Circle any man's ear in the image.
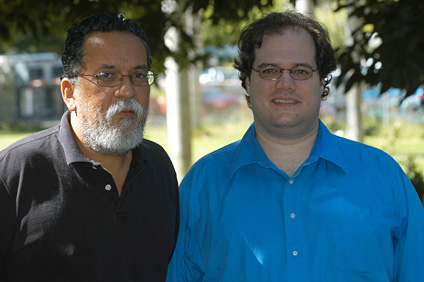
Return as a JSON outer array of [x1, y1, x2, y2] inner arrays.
[[321, 77, 326, 87], [245, 76, 251, 95], [245, 76, 251, 87], [320, 77, 326, 94], [61, 78, 77, 112]]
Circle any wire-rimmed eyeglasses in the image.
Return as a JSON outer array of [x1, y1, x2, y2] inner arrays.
[[252, 64, 318, 81], [70, 70, 156, 87]]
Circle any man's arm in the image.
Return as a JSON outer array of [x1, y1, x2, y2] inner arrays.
[[0, 178, 16, 272], [394, 171, 424, 281], [166, 171, 205, 282]]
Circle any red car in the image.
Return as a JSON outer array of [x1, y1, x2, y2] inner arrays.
[[201, 86, 243, 111]]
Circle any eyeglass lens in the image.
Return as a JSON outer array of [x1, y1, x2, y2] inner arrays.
[[258, 65, 314, 80], [97, 71, 154, 87]]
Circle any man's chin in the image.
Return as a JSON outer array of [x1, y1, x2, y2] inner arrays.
[[90, 138, 142, 156], [115, 116, 147, 131]]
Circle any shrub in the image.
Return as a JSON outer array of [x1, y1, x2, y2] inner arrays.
[[402, 155, 424, 200]]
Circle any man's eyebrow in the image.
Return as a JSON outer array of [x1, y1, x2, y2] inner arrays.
[[96, 64, 149, 71], [256, 62, 316, 69], [134, 65, 149, 70], [99, 64, 116, 70], [256, 63, 278, 69], [294, 62, 316, 68]]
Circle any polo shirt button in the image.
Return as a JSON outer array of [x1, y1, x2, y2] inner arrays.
[[292, 250, 298, 256], [289, 179, 294, 184], [105, 184, 112, 191], [290, 213, 296, 219]]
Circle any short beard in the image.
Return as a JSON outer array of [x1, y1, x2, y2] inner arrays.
[[79, 99, 148, 156]]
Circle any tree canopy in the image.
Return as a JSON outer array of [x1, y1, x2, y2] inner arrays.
[[0, 0, 273, 73], [1, 0, 422, 97], [0, 0, 170, 72], [336, 0, 424, 96]]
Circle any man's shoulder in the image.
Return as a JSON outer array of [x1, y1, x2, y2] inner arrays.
[[331, 133, 399, 169], [0, 126, 60, 161], [334, 134, 391, 155], [0, 126, 62, 188], [137, 139, 175, 167], [183, 140, 241, 181], [140, 138, 164, 150], [196, 140, 240, 165], [138, 139, 168, 157]]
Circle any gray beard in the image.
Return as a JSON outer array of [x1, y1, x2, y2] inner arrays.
[[79, 99, 148, 156]]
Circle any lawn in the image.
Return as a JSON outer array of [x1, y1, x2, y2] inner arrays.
[[0, 132, 34, 151], [1, 113, 423, 183], [144, 112, 254, 164]]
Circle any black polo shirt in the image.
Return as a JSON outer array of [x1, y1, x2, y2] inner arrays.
[[0, 111, 179, 282]]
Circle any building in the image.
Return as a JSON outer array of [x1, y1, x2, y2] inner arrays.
[[0, 52, 65, 124]]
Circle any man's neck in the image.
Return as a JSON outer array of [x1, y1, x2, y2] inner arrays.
[[255, 122, 319, 177], [75, 134, 133, 196], [70, 112, 132, 196]]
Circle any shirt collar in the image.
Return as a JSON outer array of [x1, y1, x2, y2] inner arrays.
[[58, 111, 93, 165], [231, 120, 347, 177], [231, 123, 276, 178], [310, 120, 347, 174]]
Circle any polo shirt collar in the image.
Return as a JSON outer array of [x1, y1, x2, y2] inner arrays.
[[231, 120, 347, 177], [58, 111, 93, 165]]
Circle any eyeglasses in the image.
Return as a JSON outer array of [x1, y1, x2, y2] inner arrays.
[[73, 70, 156, 87], [252, 64, 318, 81]]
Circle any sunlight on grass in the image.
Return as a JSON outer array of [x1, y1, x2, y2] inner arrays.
[[1, 114, 423, 179], [0, 133, 32, 150], [144, 110, 254, 164], [363, 121, 424, 175]]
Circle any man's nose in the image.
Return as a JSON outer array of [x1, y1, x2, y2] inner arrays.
[[275, 70, 296, 89], [115, 75, 136, 99]]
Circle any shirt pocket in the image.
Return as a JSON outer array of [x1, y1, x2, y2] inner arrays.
[[330, 205, 377, 273]]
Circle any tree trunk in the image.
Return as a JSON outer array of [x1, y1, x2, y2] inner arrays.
[[346, 83, 364, 142], [164, 24, 192, 180], [186, 10, 203, 130], [165, 56, 192, 181], [295, 0, 315, 16], [344, 0, 364, 142]]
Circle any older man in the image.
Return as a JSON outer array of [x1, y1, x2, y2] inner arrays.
[[0, 13, 178, 281]]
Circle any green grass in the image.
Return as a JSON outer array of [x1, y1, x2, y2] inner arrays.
[[144, 111, 254, 164], [1, 114, 423, 179], [2, 114, 422, 200], [0, 133, 32, 150]]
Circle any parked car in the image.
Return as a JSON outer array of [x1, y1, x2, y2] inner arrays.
[[199, 66, 239, 86], [201, 86, 243, 112], [400, 87, 424, 112]]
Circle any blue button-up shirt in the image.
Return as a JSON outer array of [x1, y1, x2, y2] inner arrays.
[[167, 121, 424, 282]]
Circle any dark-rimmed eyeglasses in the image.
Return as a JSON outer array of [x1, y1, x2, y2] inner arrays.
[[252, 64, 318, 81], [70, 70, 156, 87]]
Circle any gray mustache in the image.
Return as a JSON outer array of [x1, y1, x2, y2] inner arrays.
[[105, 99, 144, 121]]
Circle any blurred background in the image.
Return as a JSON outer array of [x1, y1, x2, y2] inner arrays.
[[0, 0, 423, 200]]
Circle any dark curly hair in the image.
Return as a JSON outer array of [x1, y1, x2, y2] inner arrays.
[[61, 13, 152, 79], [234, 11, 337, 107]]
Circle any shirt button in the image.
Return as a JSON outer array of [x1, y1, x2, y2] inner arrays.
[[92, 166, 97, 170], [289, 179, 294, 184], [105, 184, 112, 191], [290, 213, 296, 219], [292, 250, 298, 256]]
